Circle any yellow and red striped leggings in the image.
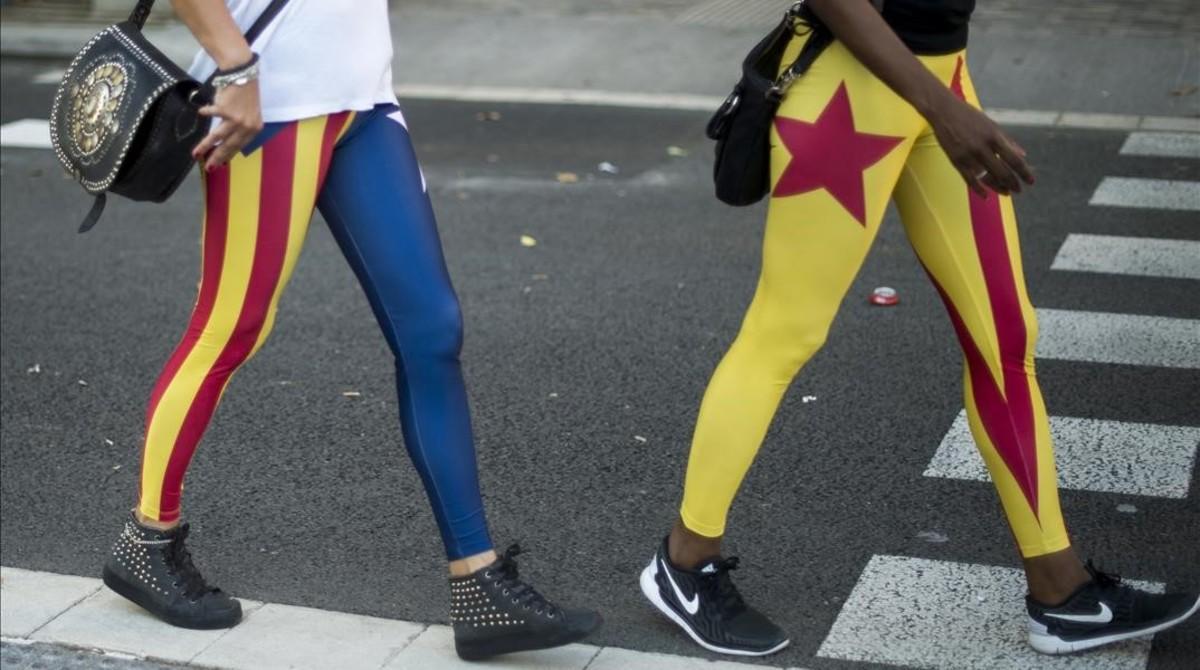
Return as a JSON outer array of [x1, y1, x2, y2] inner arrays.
[[137, 106, 494, 560], [137, 112, 357, 522], [679, 41, 1071, 558]]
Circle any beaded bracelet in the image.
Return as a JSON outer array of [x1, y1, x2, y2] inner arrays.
[[212, 53, 260, 89]]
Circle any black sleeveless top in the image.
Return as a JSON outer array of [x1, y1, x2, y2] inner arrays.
[[882, 0, 976, 54]]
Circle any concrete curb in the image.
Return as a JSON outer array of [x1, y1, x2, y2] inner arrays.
[[1, 566, 803, 670]]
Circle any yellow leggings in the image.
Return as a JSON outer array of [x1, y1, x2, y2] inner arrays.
[[680, 40, 1070, 558]]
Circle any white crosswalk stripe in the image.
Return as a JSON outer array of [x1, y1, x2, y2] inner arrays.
[[1051, 234, 1200, 280], [1119, 132, 1200, 159], [849, 132, 1200, 670], [0, 119, 51, 149], [818, 555, 1161, 670], [1035, 308, 1200, 369], [1089, 177, 1200, 211], [925, 411, 1199, 497]]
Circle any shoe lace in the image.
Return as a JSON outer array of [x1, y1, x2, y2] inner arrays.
[[699, 557, 747, 613], [1085, 560, 1122, 589], [487, 544, 558, 617], [163, 524, 216, 601]]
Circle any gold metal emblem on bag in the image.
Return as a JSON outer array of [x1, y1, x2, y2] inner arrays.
[[68, 61, 129, 157]]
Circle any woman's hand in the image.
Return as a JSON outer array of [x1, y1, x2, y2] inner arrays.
[[193, 81, 263, 171], [806, 0, 1035, 197], [926, 92, 1035, 197], [170, 0, 261, 170]]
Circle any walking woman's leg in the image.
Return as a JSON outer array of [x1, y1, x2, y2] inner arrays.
[[138, 116, 348, 524], [646, 39, 920, 656], [676, 40, 919, 557], [897, 54, 1200, 654], [105, 114, 354, 630], [316, 106, 600, 660], [893, 55, 1086, 602], [317, 108, 491, 566]]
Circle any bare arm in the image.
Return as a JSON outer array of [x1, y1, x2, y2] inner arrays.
[[171, 0, 263, 169], [807, 0, 1033, 195]]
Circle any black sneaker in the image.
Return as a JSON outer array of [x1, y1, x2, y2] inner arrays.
[[639, 536, 789, 656], [450, 544, 602, 660], [101, 513, 241, 629], [1027, 561, 1199, 654]]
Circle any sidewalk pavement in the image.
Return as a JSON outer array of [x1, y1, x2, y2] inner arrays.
[[1, 566, 801, 670], [0, 1, 1197, 118]]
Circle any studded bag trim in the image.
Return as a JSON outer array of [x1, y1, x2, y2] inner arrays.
[[50, 21, 192, 195], [48, 0, 290, 232]]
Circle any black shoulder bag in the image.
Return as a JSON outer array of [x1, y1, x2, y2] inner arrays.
[[50, 0, 289, 233], [705, 0, 833, 207]]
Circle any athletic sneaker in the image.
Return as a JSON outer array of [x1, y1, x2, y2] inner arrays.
[[1027, 560, 1200, 654], [450, 544, 602, 660], [639, 536, 789, 656], [101, 513, 241, 629]]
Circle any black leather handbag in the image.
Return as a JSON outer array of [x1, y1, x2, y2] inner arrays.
[[50, 0, 288, 232], [705, 1, 833, 207]]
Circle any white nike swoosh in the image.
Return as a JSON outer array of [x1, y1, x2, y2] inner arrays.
[[1045, 602, 1114, 624], [660, 554, 700, 615]]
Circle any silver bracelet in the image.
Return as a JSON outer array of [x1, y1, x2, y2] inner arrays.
[[212, 53, 260, 90]]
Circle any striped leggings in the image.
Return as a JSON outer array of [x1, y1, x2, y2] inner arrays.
[[136, 104, 493, 559]]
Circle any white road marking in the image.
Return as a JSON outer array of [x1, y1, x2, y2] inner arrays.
[[1051, 234, 1200, 280], [0, 119, 51, 149], [925, 411, 1199, 498], [1089, 177, 1200, 211], [1059, 112, 1142, 130], [395, 84, 723, 111], [32, 68, 65, 85], [1140, 116, 1200, 133], [1036, 309, 1200, 369], [818, 555, 1162, 670], [388, 85, 1200, 130], [1120, 132, 1200, 159], [987, 108, 1061, 127]]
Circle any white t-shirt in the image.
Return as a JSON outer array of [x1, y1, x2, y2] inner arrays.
[[188, 0, 399, 123]]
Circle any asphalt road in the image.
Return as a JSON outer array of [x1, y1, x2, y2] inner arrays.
[[2, 57, 1198, 669]]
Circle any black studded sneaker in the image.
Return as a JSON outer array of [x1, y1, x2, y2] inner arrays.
[[101, 513, 242, 629], [1027, 560, 1200, 654], [450, 544, 602, 660], [639, 536, 789, 656]]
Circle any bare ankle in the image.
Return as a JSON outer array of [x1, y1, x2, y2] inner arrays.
[[1024, 546, 1090, 605], [449, 549, 498, 578], [134, 509, 180, 532], [668, 518, 722, 570]]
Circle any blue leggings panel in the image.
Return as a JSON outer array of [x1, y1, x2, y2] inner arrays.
[[317, 105, 492, 559]]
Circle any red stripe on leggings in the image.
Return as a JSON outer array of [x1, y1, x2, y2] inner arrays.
[[921, 189, 1039, 516], [950, 56, 966, 100], [925, 271, 1039, 515], [966, 189, 1039, 516], [155, 124, 299, 520], [316, 111, 352, 191], [138, 169, 231, 504], [145, 170, 231, 424], [947, 56, 1038, 514]]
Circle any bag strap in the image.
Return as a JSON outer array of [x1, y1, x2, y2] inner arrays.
[[127, 0, 290, 43], [243, 0, 291, 45], [768, 2, 831, 99], [770, 0, 885, 99], [80, 0, 291, 233]]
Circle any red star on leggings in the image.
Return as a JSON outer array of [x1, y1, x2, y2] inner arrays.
[[772, 83, 904, 225]]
